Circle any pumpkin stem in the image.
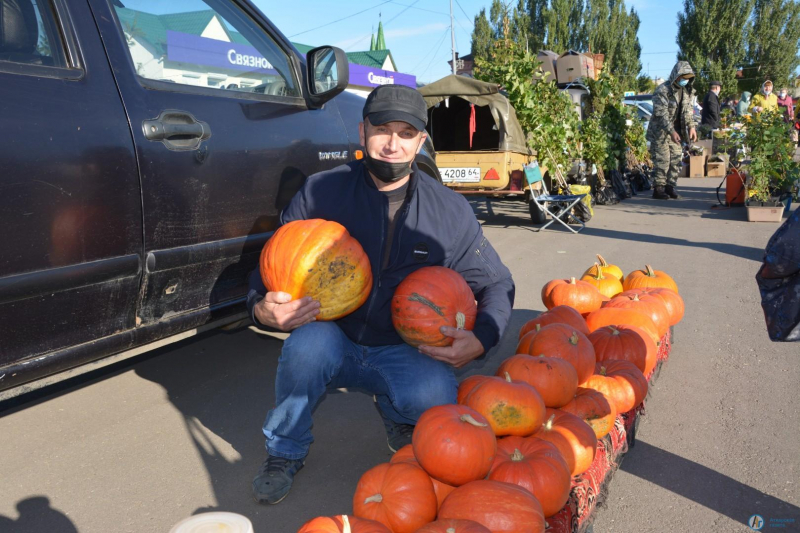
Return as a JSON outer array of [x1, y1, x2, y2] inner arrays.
[[363, 494, 383, 504], [511, 448, 525, 461], [460, 413, 489, 427], [632, 294, 640, 301], [645, 264, 656, 277], [569, 276, 577, 284], [504, 372, 513, 383], [456, 312, 465, 330], [544, 414, 556, 430], [597, 254, 609, 267], [446, 529, 456, 533], [535, 323, 541, 332], [342, 515, 351, 533], [591, 262, 604, 281], [569, 332, 579, 345], [407, 292, 444, 317], [599, 366, 608, 376]]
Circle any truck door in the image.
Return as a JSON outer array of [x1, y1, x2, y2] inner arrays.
[[0, 0, 142, 387], [89, 0, 351, 325]]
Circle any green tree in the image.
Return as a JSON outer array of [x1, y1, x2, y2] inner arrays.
[[527, 0, 548, 53], [677, 0, 754, 97], [637, 74, 656, 93], [544, 0, 578, 53], [471, 8, 495, 64], [611, 8, 643, 89], [743, 0, 800, 94], [510, 0, 531, 49]]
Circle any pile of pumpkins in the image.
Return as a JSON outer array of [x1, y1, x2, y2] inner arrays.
[[298, 254, 684, 533]]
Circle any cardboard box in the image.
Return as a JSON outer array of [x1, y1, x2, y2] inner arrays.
[[706, 161, 726, 177], [536, 50, 559, 83], [689, 155, 707, 177], [556, 50, 595, 83], [679, 162, 689, 177], [695, 139, 714, 155]]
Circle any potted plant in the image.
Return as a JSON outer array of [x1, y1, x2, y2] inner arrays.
[[744, 110, 799, 222]]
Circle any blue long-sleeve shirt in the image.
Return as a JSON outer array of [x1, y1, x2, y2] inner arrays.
[[247, 160, 515, 354]]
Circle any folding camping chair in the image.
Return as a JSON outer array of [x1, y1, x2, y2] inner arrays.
[[524, 162, 588, 233]]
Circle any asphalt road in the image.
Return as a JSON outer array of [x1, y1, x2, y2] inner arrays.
[[1, 179, 798, 533]]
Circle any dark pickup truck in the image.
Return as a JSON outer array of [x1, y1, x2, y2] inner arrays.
[[0, 0, 439, 399]]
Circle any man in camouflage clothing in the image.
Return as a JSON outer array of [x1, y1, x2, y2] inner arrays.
[[646, 61, 698, 199]]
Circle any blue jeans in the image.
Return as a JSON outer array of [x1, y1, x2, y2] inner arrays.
[[262, 321, 458, 459]]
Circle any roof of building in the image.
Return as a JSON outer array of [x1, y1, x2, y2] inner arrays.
[[292, 42, 397, 71]]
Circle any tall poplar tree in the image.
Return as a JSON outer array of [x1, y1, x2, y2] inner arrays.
[[471, 8, 495, 64], [677, 0, 754, 97], [744, 0, 800, 94]]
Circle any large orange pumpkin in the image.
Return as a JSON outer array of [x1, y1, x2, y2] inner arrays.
[[438, 480, 546, 533], [413, 519, 491, 533], [392, 267, 477, 347], [580, 263, 624, 298], [260, 219, 372, 320], [560, 387, 617, 439], [534, 409, 597, 477], [496, 354, 578, 408], [541, 277, 606, 315], [517, 306, 590, 339], [390, 445, 456, 509], [604, 293, 670, 339], [516, 324, 596, 385], [298, 515, 391, 533], [583, 254, 624, 281], [622, 288, 684, 326], [487, 436, 571, 517], [353, 462, 437, 533], [588, 325, 649, 374], [583, 361, 648, 414], [623, 265, 679, 293], [460, 373, 546, 437], [585, 307, 661, 344], [456, 375, 492, 405], [412, 405, 497, 487]]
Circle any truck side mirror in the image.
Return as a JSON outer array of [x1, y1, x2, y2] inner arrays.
[[306, 46, 349, 108]]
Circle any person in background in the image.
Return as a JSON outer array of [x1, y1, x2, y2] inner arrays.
[[700, 81, 722, 137], [646, 61, 697, 200], [750, 80, 778, 113], [737, 91, 752, 117], [777, 87, 794, 121]]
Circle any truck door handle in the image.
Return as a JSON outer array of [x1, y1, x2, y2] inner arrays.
[[142, 110, 211, 151]]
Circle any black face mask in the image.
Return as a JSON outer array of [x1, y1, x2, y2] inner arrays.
[[362, 133, 423, 183], [363, 153, 413, 183]]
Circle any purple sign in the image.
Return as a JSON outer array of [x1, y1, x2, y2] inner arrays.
[[166, 31, 278, 75], [348, 63, 416, 88]]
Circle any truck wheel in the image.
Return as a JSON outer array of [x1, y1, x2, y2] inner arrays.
[[528, 191, 547, 224], [415, 154, 443, 184]]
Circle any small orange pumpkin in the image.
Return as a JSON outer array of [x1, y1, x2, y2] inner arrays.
[[392, 266, 477, 347], [560, 387, 617, 439], [604, 293, 670, 339], [583, 254, 624, 281], [622, 287, 684, 326], [583, 360, 648, 414], [437, 480, 546, 533], [353, 462, 437, 533], [297, 515, 391, 533], [518, 305, 590, 339], [534, 409, 597, 477], [461, 373, 546, 437], [588, 325, 649, 374], [487, 436, 571, 517], [585, 307, 661, 344], [497, 353, 578, 408], [623, 265, 679, 293], [581, 262, 624, 298], [516, 324, 596, 385], [390, 445, 456, 509], [414, 519, 491, 533], [541, 277, 606, 315]]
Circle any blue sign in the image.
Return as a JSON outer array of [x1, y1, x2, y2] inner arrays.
[[166, 31, 278, 75]]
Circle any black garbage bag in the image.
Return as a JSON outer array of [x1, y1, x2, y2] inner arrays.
[[629, 168, 653, 192], [594, 186, 620, 205], [756, 209, 800, 341], [610, 169, 632, 199]]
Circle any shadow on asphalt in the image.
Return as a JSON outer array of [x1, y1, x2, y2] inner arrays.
[[0, 496, 77, 533], [125, 308, 541, 531], [621, 440, 800, 524]]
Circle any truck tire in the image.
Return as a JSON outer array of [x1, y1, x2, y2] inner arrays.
[[528, 190, 547, 224], [415, 154, 443, 184]]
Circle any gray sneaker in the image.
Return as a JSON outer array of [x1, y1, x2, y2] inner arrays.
[[376, 404, 415, 453], [252, 454, 305, 504]]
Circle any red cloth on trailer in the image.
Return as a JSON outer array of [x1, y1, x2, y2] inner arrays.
[[469, 103, 476, 148]]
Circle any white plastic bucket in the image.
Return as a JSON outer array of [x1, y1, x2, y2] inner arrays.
[[169, 512, 254, 533]]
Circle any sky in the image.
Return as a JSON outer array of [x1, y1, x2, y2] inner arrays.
[[254, 0, 687, 84]]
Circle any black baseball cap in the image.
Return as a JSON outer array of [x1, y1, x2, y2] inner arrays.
[[363, 85, 428, 131]]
